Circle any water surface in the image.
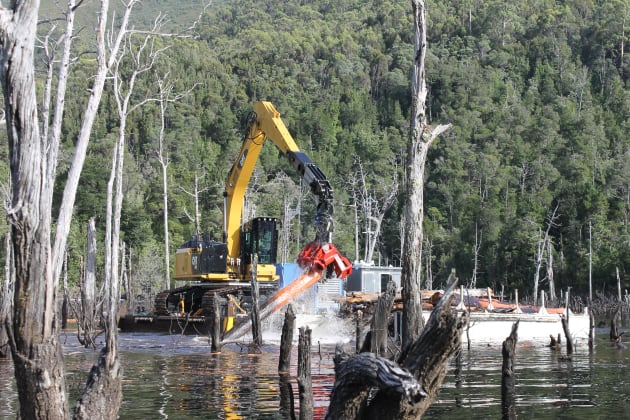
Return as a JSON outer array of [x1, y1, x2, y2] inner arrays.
[[1, 322, 628, 419]]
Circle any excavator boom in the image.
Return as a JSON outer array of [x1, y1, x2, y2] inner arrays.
[[224, 101, 350, 279]]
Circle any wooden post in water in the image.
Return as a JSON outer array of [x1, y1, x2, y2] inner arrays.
[[250, 255, 262, 349], [501, 321, 519, 420], [297, 326, 313, 420], [210, 295, 221, 353], [278, 304, 296, 374]]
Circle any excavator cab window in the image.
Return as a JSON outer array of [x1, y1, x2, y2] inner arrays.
[[241, 217, 278, 265]]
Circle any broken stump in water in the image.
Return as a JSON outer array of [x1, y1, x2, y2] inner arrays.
[[325, 277, 467, 419], [561, 315, 573, 356], [297, 326, 312, 420], [278, 304, 296, 374], [210, 296, 221, 353], [361, 279, 396, 356], [501, 321, 518, 420]]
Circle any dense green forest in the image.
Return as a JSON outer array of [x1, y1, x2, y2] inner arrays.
[[6, 0, 628, 303]]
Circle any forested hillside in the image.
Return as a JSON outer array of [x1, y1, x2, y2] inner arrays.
[[6, 0, 628, 302]]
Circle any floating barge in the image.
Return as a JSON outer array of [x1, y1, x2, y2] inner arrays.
[[340, 285, 590, 345]]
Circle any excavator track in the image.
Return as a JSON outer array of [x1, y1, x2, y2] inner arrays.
[[153, 284, 266, 317]]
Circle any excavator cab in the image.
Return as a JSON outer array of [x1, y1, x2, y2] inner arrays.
[[240, 216, 279, 267]]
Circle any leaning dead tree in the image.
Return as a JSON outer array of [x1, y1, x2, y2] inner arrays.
[[326, 278, 466, 419], [401, 0, 452, 349]]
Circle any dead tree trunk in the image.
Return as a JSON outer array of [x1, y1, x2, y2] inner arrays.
[[0, 233, 13, 359], [401, 0, 452, 349], [501, 321, 519, 420], [362, 280, 396, 356], [610, 307, 622, 341], [75, 217, 99, 348], [561, 315, 573, 356], [297, 326, 313, 420], [0, 1, 70, 416], [210, 295, 222, 353], [250, 255, 262, 349], [326, 278, 466, 419], [355, 311, 363, 354], [278, 304, 296, 374]]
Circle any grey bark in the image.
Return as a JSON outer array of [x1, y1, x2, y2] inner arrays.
[[0, 0, 71, 417], [75, 217, 98, 348], [401, 0, 451, 349], [1, 233, 13, 359]]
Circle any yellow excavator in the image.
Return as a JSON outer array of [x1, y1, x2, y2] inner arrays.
[[153, 102, 351, 328]]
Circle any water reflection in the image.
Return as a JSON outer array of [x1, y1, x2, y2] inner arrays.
[[1, 327, 629, 419]]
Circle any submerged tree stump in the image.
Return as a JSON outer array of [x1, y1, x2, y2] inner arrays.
[[610, 307, 622, 342], [297, 326, 312, 420], [326, 278, 466, 419], [250, 255, 262, 349], [278, 304, 296, 374], [362, 280, 396, 356], [210, 295, 221, 353], [501, 321, 519, 420], [561, 315, 573, 355]]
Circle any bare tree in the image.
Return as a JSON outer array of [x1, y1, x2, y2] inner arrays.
[[0, 0, 173, 416], [1, 0, 71, 415], [532, 204, 559, 305], [72, 217, 101, 349], [154, 73, 194, 290], [401, 0, 452, 349], [470, 222, 482, 289], [180, 168, 209, 236], [351, 156, 399, 264]]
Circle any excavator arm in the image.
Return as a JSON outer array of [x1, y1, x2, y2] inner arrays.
[[224, 101, 351, 279]]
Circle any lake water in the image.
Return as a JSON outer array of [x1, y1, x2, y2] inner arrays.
[[1, 317, 628, 419]]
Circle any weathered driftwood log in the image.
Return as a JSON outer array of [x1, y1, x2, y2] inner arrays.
[[361, 280, 397, 356], [561, 315, 573, 355], [297, 326, 312, 420], [278, 304, 296, 374], [326, 278, 467, 419], [501, 321, 519, 420], [210, 295, 221, 353]]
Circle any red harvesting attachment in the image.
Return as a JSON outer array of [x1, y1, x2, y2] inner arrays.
[[297, 241, 353, 279]]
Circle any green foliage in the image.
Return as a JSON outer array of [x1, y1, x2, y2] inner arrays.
[[17, 0, 628, 300]]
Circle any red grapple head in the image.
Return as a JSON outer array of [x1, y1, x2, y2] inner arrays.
[[297, 241, 352, 279]]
